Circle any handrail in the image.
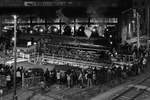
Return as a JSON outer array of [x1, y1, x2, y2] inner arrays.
[[22, 76, 42, 88]]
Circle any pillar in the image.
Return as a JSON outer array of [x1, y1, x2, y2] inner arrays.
[[0, 16, 2, 37], [147, 7, 149, 48], [137, 12, 140, 49]]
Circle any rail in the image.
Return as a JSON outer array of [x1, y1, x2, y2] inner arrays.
[[111, 57, 150, 100], [111, 74, 150, 100]]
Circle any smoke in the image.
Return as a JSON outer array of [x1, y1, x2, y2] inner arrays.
[[86, 6, 99, 20], [56, 8, 70, 25], [86, 5, 106, 37]]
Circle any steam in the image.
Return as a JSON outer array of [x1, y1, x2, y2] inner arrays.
[[56, 8, 70, 25], [86, 5, 106, 37], [86, 6, 99, 22]]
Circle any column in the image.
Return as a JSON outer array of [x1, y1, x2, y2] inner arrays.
[[137, 12, 140, 49], [0, 16, 2, 37], [128, 22, 132, 39], [147, 7, 149, 48], [59, 19, 62, 35]]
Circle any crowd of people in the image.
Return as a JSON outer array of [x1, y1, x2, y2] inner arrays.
[[40, 42, 149, 88], [0, 64, 23, 89], [0, 51, 148, 90], [42, 54, 147, 89]]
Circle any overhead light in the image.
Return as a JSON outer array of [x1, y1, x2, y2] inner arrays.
[[29, 30, 33, 34], [92, 28, 96, 32], [110, 41, 113, 44], [50, 26, 59, 34], [4, 26, 7, 30], [132, 20, 135, 24], [71, 27, 74, 32], [78, 26, 85, 32], [115, 52, 118, 55], [12, 37, 15, 41], [27, 41, 32, 46], [76, 25, 79, 30], [12, 15, 17, 20], [79, 28, 82, 32], [53, 27, 58, 33], [34, 42, 37, 45], [110, 35, 112, 38], [39, 27, 44, 33]]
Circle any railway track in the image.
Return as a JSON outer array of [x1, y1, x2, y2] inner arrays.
[[110, 72, 150, 100]]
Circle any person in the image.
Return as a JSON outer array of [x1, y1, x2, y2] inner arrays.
[[72, 70, 78, 86], [107, 68, 112, 82], [56, 71, 61, 84], [87, 70, 92, 87], [40, 80, 46, 91], [84, 71, 88, 85], [6, 74, 11, 89], [44, 68, 50, 86], [92, 71, 96, 85], [122, 65, 127, 79], [0, 67, 4, 75], [60, 71, 66, 85], [44, 69, 49, 79], [70, 70, 74, 87], [16, 68, 21, 84], [67, 73, 71, 88], [78, 71, 84, 88], [142, 57, 147, 68]]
